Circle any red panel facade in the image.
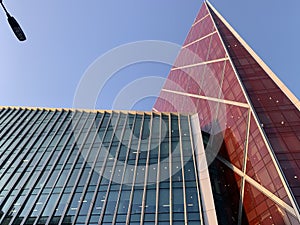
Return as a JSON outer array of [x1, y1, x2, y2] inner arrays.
[[246, 115, 292, 205], [154, 1, 300, 224], [208, 4, 300, 207], [243, 182, 298, 224]]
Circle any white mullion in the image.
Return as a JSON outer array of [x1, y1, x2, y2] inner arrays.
[[183, 31, 217, 49], [140, 113, 153, 225], [192, 14, 210, 27], [161, 89, 249, 109], [171, 57, 228, 71], [237, 109, 252, 225]]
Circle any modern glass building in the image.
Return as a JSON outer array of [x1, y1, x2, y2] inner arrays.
[[154, 1, 300, 224], [0, 108, 217, 225], [0, 1, 300, 225]]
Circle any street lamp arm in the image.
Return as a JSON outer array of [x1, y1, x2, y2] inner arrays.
[[0, 1, 26, 41], [0, 2, 10, 17]]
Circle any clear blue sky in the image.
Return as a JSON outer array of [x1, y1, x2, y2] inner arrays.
[[0, 1, 299, 110]]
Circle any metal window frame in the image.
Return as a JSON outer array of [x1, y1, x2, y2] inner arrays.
[[0, 110, 47, 207], [125, 113, 145, 224], [0, 109, 60, 224], [0, 108, 26, 143], [0, 109, 33, 164], [190, 113, 218, 225], [0, 110, 49, 223], [82, 112, 118, 224], [33, 111, 95, 224], [71, 112, 111, 224], [15, 110, 70, 225], [139, 112, 154, 225], [110, 113, 138, 225], [0, 109, 41, 190]]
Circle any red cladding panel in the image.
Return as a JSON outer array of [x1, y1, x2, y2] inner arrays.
[[207, 33, 227, 60], [172, 48, 190, 69], [243, 182, 298, 224], [154, 91, 176, 112], [209, 5, 300, 206], [195, 98, 217, 133], [217, 105, 249, 170], [186, 66, 204, 95], [185, 36, 211, 65], [194, 3, 209, 23], [184, 16, 215, 47], [202, 61, 225, 97], [221, 61, 247, 103], [246, 115, 292, 205]]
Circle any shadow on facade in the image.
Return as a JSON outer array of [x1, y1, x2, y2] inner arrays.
[[202, 131, 249, 225]]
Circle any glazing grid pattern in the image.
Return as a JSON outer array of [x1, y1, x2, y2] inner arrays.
[[208, 3, 300, 206], [0, 107, 203, 225], [154, 2, 300, 224]]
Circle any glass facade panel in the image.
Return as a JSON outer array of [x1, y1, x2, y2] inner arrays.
[[207, 150, 242, 225], [246, 115, 292, 205], [154, 1, 300, 224], [184, 14, 215, 47], [207, 32, 226, 61], [185, 37, 211, 65], [217, 104, 249, 170], [194, 2, 209, 24], [0, 108, 204, 224], [221, 60, 247, 103], [243, 181, 298, 224], [209, 4, 300, 208], [2, 1, 300, 224]]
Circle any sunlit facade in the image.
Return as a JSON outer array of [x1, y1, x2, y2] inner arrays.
[[0, 1, 299, 225], [154, 1, 300, 224], [0, 108, 217, 225]]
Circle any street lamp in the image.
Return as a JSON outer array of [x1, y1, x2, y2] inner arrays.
[[0, 0, 26, 41]]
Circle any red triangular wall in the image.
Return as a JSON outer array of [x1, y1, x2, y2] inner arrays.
[[153, 1, 299, 223]]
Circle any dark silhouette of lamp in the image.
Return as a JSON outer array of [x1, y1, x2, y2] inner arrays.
[[0, 1, 26, 41]]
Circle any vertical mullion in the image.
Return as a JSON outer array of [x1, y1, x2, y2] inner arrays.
[[43, 111, 90, 225], [0, 108, 16, 135], [155, 113, 162, 225], [33, 110, 84, 224], [237, 109, 251, 225], [0, 107, 7, 121], [110, 113, 137, 225], [0, 110, 50, 223], [71, 112, 107, 224], [15, 110, 75, 225], [83, 112, 116, 224], [125, 113, 145, 224], [187, 115, 204, 224], [0, 108, 30, 149], [100, 113, 127, 225], [0, 108, 17, 156], [0, 110, 32, 169], [178, 114, 188, 224], [16, 110, 67, 225], [140, 113, 154, 225], [0, 109, 59, 225], [0, 108, 21, 139], [91, 112, 120, 224], [90, 112, 121, 224], [0, 109, 46, 204], [56, 112, 98, 225], [168, 114, 173, 225], [0, 109, 41, 186]]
